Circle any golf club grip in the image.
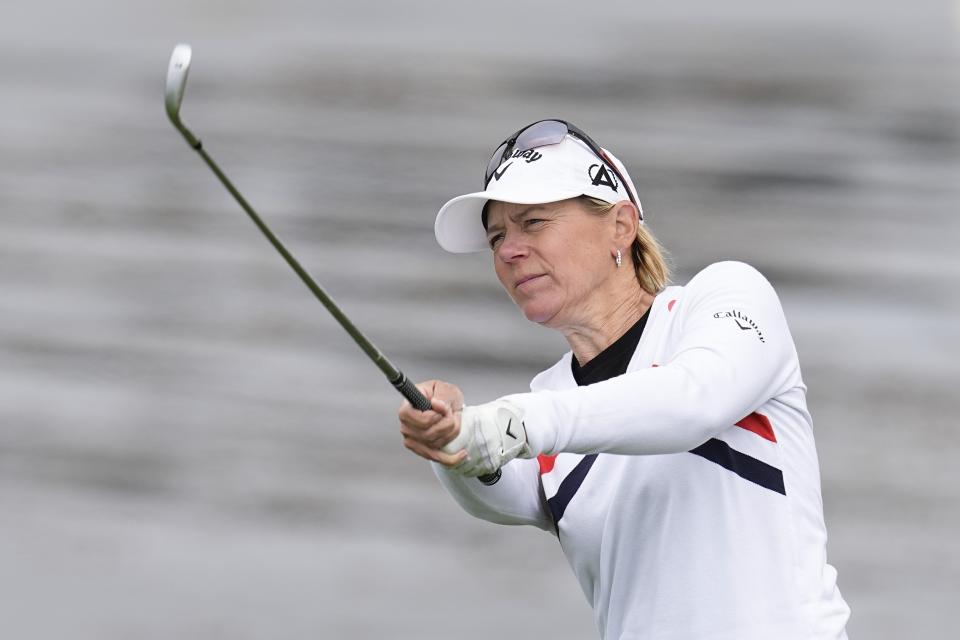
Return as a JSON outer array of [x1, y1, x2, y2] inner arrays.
[[392, 374, 501, 485], [393, 375, 432, 411]]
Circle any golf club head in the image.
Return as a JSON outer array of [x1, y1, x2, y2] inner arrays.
[[165, 43, 192, 123], [165, 44, 200, 147]]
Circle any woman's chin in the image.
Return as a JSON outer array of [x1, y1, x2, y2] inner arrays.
[[521, 301, 560, 325]]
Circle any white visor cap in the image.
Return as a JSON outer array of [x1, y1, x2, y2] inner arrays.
[[434, 135, 642, 253]]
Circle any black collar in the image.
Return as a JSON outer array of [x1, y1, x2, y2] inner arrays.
[[571, 308, 651, 386]]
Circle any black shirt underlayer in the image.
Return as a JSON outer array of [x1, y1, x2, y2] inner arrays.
[[571, 308, 651, 387]]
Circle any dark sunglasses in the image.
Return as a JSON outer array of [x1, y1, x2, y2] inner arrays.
[[483, 119, 641, 217]]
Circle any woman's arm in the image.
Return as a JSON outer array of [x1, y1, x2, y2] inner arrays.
[[511, 262, 800, 456], [432, 458, 554, 531]]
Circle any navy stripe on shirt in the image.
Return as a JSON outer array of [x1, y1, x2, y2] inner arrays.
[[688, 438, 786, 495], [547, 454, 599, 524]]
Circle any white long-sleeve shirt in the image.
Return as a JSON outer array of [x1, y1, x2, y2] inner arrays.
[[434, 261, 850, 640]]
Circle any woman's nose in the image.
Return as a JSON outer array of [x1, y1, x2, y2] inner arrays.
[[496, 231, 529, 263]]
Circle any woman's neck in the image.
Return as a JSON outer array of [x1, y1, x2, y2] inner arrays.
[[561, 280, 655, 367]]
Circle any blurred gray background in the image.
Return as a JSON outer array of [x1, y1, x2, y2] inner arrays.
[[1, 1, 958, 638]]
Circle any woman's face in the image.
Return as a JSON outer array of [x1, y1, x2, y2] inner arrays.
[[485, 198, 616, 327]]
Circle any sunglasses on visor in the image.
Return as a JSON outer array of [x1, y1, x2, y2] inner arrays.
[[483, 119, 641, 218]]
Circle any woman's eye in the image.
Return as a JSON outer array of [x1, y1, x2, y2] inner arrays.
[[488, 233, 504, 249], [525, 218, 545, 227]]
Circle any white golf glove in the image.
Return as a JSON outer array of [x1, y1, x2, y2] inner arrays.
[[442, 398, 532, 477]]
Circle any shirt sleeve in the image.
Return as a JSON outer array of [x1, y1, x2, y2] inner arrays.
[[510, 261, 801, 456], [430, 457, 554, 532]]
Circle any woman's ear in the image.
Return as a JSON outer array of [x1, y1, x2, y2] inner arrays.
[[611, 201, 640, 247]]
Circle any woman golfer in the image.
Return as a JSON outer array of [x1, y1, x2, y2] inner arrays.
[[398, 120, 850, 639]]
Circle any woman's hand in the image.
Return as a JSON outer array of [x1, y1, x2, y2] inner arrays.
[[398, 380, 469, 467]]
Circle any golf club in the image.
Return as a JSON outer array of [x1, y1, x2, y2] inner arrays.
[[164, 44, 501, 484]]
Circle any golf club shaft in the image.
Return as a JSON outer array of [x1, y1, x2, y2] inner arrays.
[[166, 44, 500, 483], [186, 137, 431, 412], [188, 139, 500, 484]]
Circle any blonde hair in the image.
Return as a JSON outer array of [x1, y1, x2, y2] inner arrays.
[[579, 196, 670, 295]]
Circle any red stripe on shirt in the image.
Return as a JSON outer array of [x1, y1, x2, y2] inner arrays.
[[735, 412, 777, 443], [538, 454, 557, 474]]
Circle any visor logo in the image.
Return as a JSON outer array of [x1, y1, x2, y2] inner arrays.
[[492, 161, 513, 181], [589, 164, 619, 192], [510, 149, 543, 163]]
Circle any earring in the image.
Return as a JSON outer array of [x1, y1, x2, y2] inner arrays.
[[615, 249, 622, 268]]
